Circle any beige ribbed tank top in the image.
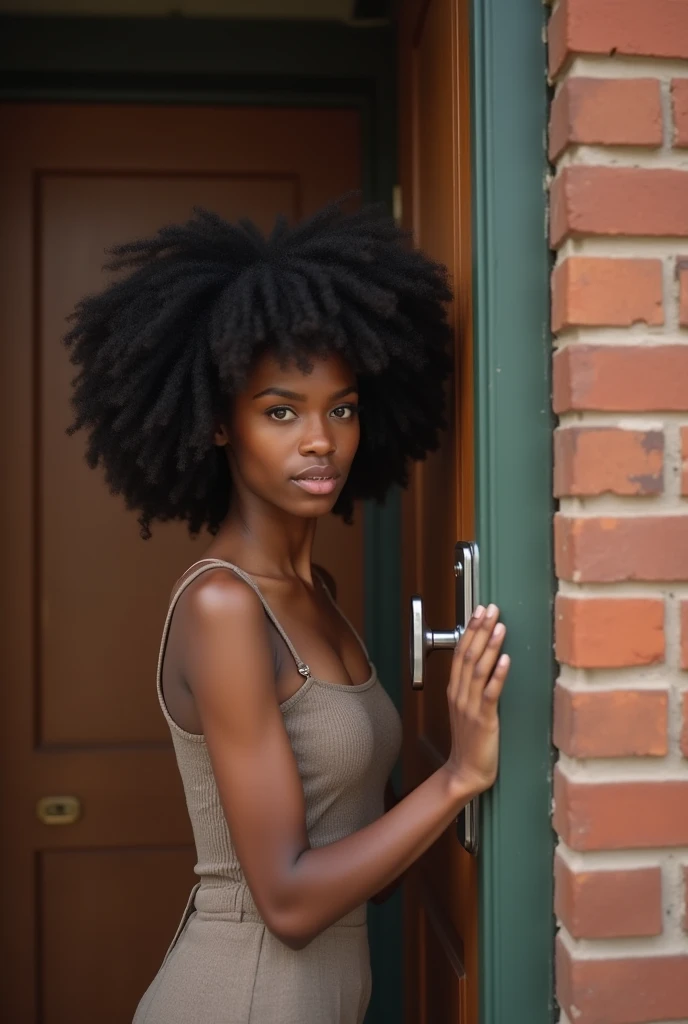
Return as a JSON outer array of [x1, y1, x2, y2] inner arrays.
[[157, 559, 403, 924]]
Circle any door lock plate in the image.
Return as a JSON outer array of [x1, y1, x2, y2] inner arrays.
[[37, 795, 81, 826], [409, 541, 480, 856]]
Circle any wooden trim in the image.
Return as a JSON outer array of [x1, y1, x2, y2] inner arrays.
[[420, 878, 466, 980], [470, 2, 555, 1023]]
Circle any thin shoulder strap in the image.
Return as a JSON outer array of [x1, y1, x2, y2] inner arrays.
[[313, 567, 370, 660], [158, 559, 310, 688]]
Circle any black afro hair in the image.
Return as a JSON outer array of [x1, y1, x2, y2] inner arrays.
[[64, 198, 453, 538]]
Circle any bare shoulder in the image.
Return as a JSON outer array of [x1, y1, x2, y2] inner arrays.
[[175, 568, 276, 717], [182, 566, 265, 626], [177, 568, 270, 681]]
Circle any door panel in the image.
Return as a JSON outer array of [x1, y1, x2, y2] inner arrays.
[[41, 848, 197, 1024], [0, 103, 362, 1023], [423, 882, 467, 1023], [399, 1, 476, 1021], [39, 174, 300, 748]]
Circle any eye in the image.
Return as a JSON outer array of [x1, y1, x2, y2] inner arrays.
[[331, 404, 358, 420], [267, 406, 297, 422]]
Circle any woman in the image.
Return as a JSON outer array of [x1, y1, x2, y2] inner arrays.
[[64, 201, 509, 1024]]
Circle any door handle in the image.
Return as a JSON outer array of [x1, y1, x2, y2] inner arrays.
[[409, 541, 480, 856]]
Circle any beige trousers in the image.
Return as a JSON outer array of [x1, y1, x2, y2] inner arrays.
[[133, 885, 372, 1024]]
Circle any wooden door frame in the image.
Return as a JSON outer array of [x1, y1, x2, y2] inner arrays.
[[0, 5, 554, 1022]]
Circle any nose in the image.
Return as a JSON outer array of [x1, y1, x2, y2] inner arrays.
[[298, 415, 335, 457]]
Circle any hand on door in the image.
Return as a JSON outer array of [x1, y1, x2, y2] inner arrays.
[[443, 604, 509, 795]]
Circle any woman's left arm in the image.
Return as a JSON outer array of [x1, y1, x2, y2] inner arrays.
[[370, 779, 406, 904]]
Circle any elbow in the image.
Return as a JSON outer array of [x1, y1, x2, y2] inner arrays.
[[263, 907, 316, 952], [276, 930, 313, 952]]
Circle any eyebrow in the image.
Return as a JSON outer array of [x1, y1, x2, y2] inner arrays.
[[252, 385, 358, 402]]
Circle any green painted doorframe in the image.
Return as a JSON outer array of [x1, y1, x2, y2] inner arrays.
[[471, 2, 555, 1023], [0, 7, 554, 1021]]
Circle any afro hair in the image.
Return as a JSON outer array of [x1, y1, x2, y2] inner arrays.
[[64, 198, 453, 538]]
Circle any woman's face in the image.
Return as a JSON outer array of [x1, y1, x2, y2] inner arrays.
[[219, 350, 360, 518]]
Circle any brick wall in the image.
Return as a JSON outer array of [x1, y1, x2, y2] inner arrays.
[[547, 1, 688, 1022]]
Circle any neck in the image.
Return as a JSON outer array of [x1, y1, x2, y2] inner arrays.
[[207, 493, 318, 583]]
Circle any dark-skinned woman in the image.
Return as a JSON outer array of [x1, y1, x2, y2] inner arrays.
[[65, 201, 509, 1024]]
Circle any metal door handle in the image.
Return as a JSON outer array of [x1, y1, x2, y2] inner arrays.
[[409, 541, 480, 856], [410, 596, 462, 689]]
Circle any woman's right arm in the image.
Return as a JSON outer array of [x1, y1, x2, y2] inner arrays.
[[181, 571, 509, 951]]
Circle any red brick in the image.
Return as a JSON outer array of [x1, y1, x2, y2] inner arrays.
[[555, 515, 688, 583], [678, 258, 688, 326], [554, 427, 663, 497], [557, 936, 688, 1024], [549, 0, 688, 79], [549, 78, 663, 160], [554, 765, 688, 850], [555, 595, 665, 669], [682, 602, 688, 672], [552, 257, 663, 332], [555, 854, 662, 938], [553, 684, 668, 757], [553, 345, 688, 413], [550, 166, 688, 247], [672, 79, 688, 147]]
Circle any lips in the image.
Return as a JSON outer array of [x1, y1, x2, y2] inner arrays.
[[291, 466, 340, 496]]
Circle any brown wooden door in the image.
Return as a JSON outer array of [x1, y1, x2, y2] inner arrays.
[[0, 102, 364, 1024], [398, 0, 477, 1021]]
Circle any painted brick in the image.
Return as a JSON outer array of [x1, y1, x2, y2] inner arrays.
[[553, 684, 668, 758], [553, 345, 688, 413], [682, 427, 688, 496], [557, 936, 688, 1024], [555, 854, 662, 938], [678, 257, 688, 326], [682, 601, 688, 672], [550, 166, 688, 247], [551, 257, 663, 332], [684, 864, 688, 930], [554, 427, 663, 497], [682, 690, 688, 756], [549, 78, 663, 161], [549, 0, 688, 79], [555, 515, 688, 583], [555, 595, 665, 669], [554, 765, 688, 850], [672, 79, 688, 147]]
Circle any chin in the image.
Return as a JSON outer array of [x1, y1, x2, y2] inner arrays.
[[293, 498, 339, 519]]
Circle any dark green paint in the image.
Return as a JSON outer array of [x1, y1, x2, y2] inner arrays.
[[0, 14, 402, 1023], [470, 2, 555, 1023]]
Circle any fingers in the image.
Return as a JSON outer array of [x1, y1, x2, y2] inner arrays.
[[482, 653, 510, 704], [455, 604, 501, 705], [448, 605, 485, 698], [467, 622, 506, 714]]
